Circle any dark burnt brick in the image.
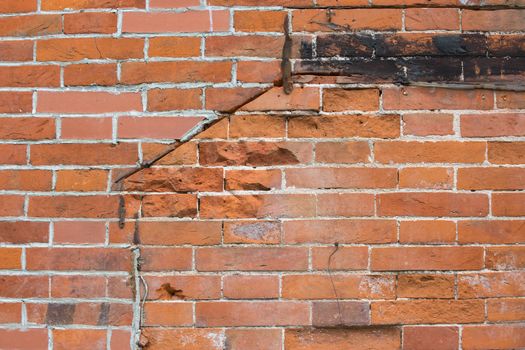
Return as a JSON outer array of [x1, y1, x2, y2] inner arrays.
[[488, 35, 525, 57], [464, 57, 525, 82]]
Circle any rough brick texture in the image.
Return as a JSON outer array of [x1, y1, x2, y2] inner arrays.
[[1, 0, 525, 349]]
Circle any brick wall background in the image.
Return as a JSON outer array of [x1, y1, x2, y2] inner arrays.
[[0, 0, 525, 349]]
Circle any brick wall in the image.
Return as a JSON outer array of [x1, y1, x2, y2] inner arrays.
[[0, 0, 524, 349]]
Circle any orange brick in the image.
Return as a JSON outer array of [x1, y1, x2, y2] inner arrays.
[[398, 274, 455, 299], [399, 220, 456, 244], [0, 92, 32, 113], [223, 275, 279, 299], [315, 141, 370, 163], [26, 247, 130, 271], [462, 325, 525, 350], [41, 0, 145, 10], [141, 194, 197, 218], [145, 275, 221, 300], [0, 303, 21, 323], [0, 276, 48, 298], [144, 302, 193, 326], [123, 10, 229, 33], [0, 170, 52, 191], [229, 115, 286, 138], [28, 195, 122, 218], [462, 10, 525, 31], [497, 91, 525, 109], [403, 326, 459, 350], [0, 0, 36, 13], [403, 113, 454, 136], [317, 193, 375, 217], [0, 118, 54, 140], [141, 247, 192, 271], [56, 169, 108, 192], [141, 329, 224, 349], [459, 272, 525, 298], [53, 329, 106, 350], [371, 247, 484, 271], [311, 246, 368, 270], [225, 169, 281, 191], [489, 142, 525, 164], [0, 15, 61, 36], [0, 221, 48, 244], [0, 248, 21, 269], [141, 142, 197, 165], [37, 38, 143, 61], [293, 9, 402, 32], [37, 91, 142, 114], [406, 8, 459, 30], [237, 60, 281, 83], [458, 168, 525, 190], [0, 41, 33, 61], [234, 10, 286, 32], [149, 37, 201, 57], [285, 328, 400, 350], [286, 167, 396, 189], [205, 87, 265, 112], [378, 193, 488, 217], [461, 113, 525, 137], [206, 36, 283, 57], [53, 221, 106, 244], [226, 329, 282, 350], [459, 220, 525, 244], [51, 275, 106, 298], [223, 220, 281, 244], [31, 143, 137, 165], [118, 116, 203, 139], [0, 329, 48, 350], [196, 301, 309, 326], [494, 193, 525, 216], [0, 66, 59, 87], [375, 141, 485, 164], [323, 89, 380, 112], [283, 219, 396, 244], [487, 298, 525, 322], [0, 195, 25, 216], [399, 167, 453, 189], [64, 12, 117, 34], [147, 88, 202, 111], [241, 87, 320, 111], [486, 246, 525, 270]]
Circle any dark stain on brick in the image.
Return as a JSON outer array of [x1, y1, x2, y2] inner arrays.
[[45, 303, 76, 325], [98, 302, 110, 325], [156, 283, 185, 300]]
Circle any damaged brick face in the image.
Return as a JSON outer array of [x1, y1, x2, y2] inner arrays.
[[1, 0, 525, 349]]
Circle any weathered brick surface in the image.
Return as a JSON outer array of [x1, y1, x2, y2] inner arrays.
[[0, 1, 524, 349]]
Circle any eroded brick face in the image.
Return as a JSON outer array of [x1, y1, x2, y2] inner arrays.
[[1, 0, 525, 349]]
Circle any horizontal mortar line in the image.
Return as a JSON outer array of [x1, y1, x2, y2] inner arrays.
[[0, 298, 133, 304], [0, 270, 128, 276]]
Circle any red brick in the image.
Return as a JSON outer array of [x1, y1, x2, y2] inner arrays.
[[288, 114, 400, 138], [51, 275, 106, 298], [234, 10, 286, 32], [196, 247, 308, 271], [64, 64, 117, 87], [315, 141, 370, 163], [110, 330, 132, 350], [398, 274, 455, 299], [196, 301, 309, 326], [194, 118, 228, 139], [0, 15, 61, 36], [487, 298, 525, 322], [462, 325, 525, 350], [372, 299, 484, 325], [149, 37, 200, 57], [123, 10, 229, 33], [0, 170, 52, 191], [403, 326, 459, 350], [0, 195, 25, 216], [200, 194, 316, 219], [312, 246, 368, 270], [53, 329, 106, 350], [0, 66, 59, 87], [147, 88, 202, 111], [145, 275, 221, 300], [125, 221, 221, 245], [0, 303, 21, 323], [458, 220, 525, 244], [210, 0, 311, 4], [223, 220, 281, 244], [37, 38, 143, 61], [0, 276, 48, 298], [462, 10, 525, 31], [60, 118, 112, 139], [282, 274, 395, 299], [0, 329, 48, 350], [226, 329, 282, 350], [283, 219, 396, 244], [37, 91, 142, 114], [64, 12, 117, 34], [241, 87, 320, 111], [0, 221, 48, 244], [107, 276, 133, 299], [29, 196, 122, 218], [56, 169, 108, 192], [142, 142, 197, 165], [399, 220, 456, 244], [371, 246, 484, 271], [399, 167, 453, 189], [141, 247, 192, 271], [377, 193, 489, 217], [323, 89, 380, 112], [312, 301, 369, 327], [27, 247, 130, 271], [461, 113, 525, 137], [31, 143, 137, 165], [141, 329, 225, 349], [144, 302, 193, 326], [41, 0, 145, 10], [223, 275, 279, 299], [458, 168, 525, 190], [225, 169, 282, 191], [382, 87, 493, 110], [0, 41, 33, 61], [285, 328, 401, 350], [293, 9, 402, 31], [459, 272, 525, 298], [207, 36, 283, 57], [119, 167, 222, 192], [489, 142, 525, 164], [53, 221, 106, 244], [118, 116, 203, 139], [206, 87, 265, 112], [497, 91, 525, 109], [0, 92, 32, 113], [288, 167, 396, 189], [237, 60, 281, 83], [486, 246, 525, 270], [121, 61, 232, 84], [375, 141, 485, 164], [0, 248, 22, 269], [403, 113, 454, 136], [317, 193, 375, 216]]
